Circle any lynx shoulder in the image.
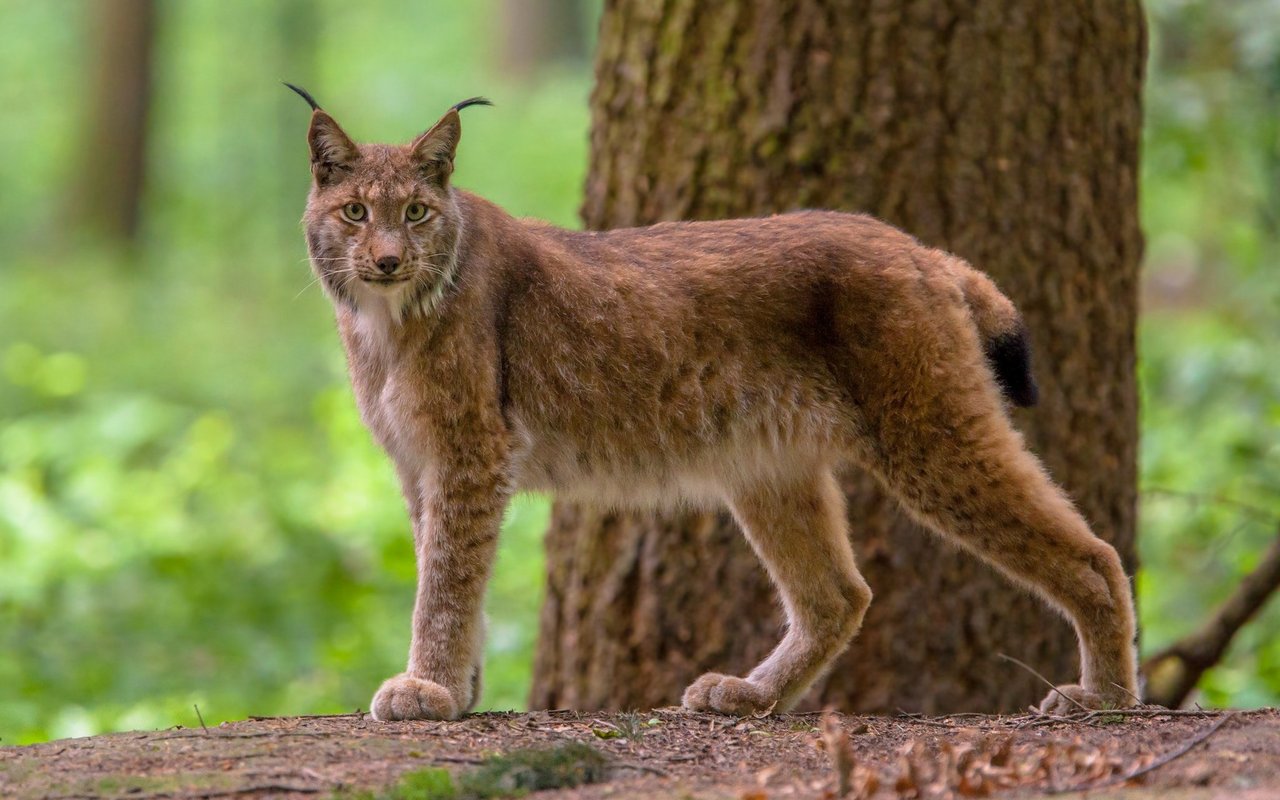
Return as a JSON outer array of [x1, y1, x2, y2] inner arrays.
[[289, 86, 1137, 721]]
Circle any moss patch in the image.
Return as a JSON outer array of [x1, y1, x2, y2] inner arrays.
[[349, 741, 610, 800]]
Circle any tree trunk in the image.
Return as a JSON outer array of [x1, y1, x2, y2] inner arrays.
[[275, 0, 319, 244], [532, 0, 1145, 714], [79, 0, 156, 244]]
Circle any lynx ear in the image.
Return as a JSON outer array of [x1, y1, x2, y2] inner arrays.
[[410, 110, 462, 186], [307, 110, 358, 185], [410, 97, 491, 186]]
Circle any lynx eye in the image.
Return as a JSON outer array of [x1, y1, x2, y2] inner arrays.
[[405, 202, 430, 223], [340, 203, 367, 223]]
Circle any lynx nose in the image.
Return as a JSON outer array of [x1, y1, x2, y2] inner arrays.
[[375, 256, 401, 275]]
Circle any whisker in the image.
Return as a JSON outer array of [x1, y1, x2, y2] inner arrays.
[[294, 263, 360, 301], [293, 274, 326, 300]]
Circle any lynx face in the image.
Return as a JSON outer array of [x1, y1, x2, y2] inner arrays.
[[298, 96, 472, 319], [304, 150, 463, 317]]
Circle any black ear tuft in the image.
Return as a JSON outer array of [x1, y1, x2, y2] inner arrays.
[[451, 96, 493, 114], [284, 82, 322, 111]]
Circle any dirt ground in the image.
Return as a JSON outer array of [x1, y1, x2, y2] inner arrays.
[[2, 707, 1277, 799]]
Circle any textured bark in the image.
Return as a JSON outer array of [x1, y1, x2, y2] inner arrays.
[[532, 0, 1145, 714], [79, 0, 156, 243]]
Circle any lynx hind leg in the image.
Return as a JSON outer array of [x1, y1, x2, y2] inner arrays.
[[683, 468, 872, 716], [866, 386, 1138, 712]]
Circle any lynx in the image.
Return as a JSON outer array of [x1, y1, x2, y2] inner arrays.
[[288, 84, 1139, 721]]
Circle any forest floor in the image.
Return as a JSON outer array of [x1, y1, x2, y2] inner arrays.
[[2, 707, 1278, 799]]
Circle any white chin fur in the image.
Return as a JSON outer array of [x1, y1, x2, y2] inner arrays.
[[352, 280, 413, 325]]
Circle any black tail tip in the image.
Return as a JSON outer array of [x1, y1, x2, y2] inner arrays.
[[985, 327, 1039, 408]]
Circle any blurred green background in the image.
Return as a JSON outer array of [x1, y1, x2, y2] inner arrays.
[[0, 0, 1277, 745]]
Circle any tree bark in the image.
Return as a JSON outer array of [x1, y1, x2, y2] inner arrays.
[[532, 0, 1145, 714], [79, 0, 156, 244]]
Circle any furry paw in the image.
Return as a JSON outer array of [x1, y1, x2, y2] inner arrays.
[[370, 674, 459, 721], [1038, 683, 1136, 715], [682, 672, 778, 716]]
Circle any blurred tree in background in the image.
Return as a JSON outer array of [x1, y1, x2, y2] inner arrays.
[[0, 0, 1276, 745], [80, 0, 155, 244], [497, 0, 588, 75]]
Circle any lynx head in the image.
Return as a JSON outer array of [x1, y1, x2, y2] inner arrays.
[[289, 84, 490, 320]]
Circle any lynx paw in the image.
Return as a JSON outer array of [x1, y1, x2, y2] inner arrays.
[[682, 672, 778, 716], [1038, 684, 1136, 715], [370, 674, 459, 721]]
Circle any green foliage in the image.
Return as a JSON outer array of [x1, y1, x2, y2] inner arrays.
[[341, 743, 608, 800], [1137, 0, 1280, 708], [456, 742, 609, 798], [0, 1, 580, 744], [336, 767, 457, 800], [1, 0, 1278, 747], [383, 767, 458, 800], [591, 711, 651, 741]]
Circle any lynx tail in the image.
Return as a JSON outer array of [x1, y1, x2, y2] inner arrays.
[[957, 267, 1039, 408]]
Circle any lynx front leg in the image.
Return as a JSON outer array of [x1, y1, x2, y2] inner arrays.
[[371, 468, 507, 721], [683, 469, 872, 715]]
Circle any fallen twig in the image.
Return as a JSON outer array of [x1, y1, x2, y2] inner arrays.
[[887, 707, 1232, 732], [899, 717, 987, 730], [1111, 681, 1146, 706], [76, 785, 323, 799], [1050, 711, 1237, 793], [895, 710, 994, 720], [246, 712, 364, 721], [1015, 708, 1228, 728], [997, 653, 1090, 713], [183, 785, 323, 798], [155, 730, 341, 740]]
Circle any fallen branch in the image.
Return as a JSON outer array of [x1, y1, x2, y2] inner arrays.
[[1017, 708, 1229, 728], [996, 653, 1090, 713], [48, 786, 323, 800], [1051, 711, 1237, 793], [173, 785, 322, 798], [247, 712, 364, 721], [1143, 526, 1280, 708], [156, 731, 341, 740], [892, 707, 1234, 731]]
